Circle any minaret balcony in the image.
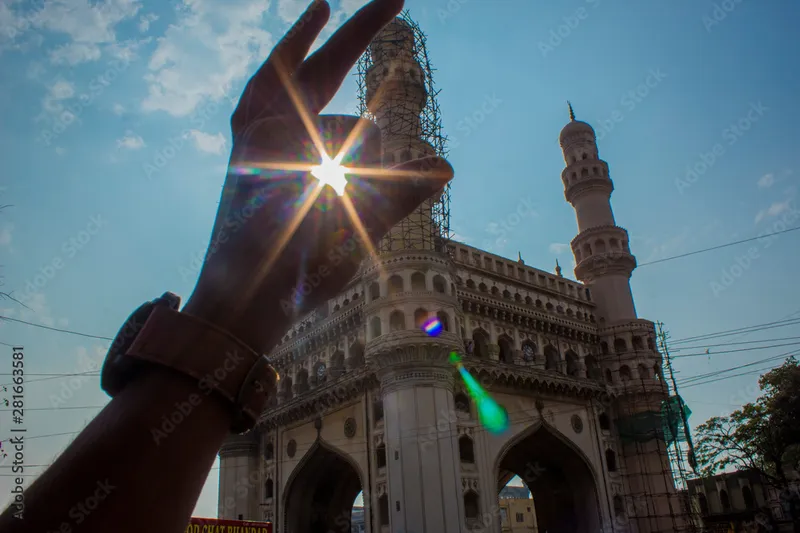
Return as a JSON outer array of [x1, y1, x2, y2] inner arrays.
[[571, 225, 632, 263], [574, 252, 637, 281], [563, 174, 614, 205]]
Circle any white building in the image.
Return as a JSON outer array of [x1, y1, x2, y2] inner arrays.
[[217, 14, 692, 533]]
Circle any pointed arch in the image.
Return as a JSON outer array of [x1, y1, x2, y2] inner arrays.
[[282, 438, 365, 533], [493, 422, 602, 533]]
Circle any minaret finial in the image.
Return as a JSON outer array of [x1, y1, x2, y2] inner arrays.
[[518, 251, 524, 265], [555, 259, 563, 277], [567, 101, 575, 121]]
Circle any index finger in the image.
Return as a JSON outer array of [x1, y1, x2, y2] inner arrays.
[[295, 0, 405, 113]]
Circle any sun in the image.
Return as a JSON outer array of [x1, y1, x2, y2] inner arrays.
[[310, 153, 350, 197]]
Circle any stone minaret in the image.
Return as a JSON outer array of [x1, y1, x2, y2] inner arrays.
[[559, 102, 637, 325], [560, 105, 689, 533], [362, 17, 466, 533], [365, 17, 441, 251]]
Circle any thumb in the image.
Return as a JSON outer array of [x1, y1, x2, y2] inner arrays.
[[348, 155, 454, 242]]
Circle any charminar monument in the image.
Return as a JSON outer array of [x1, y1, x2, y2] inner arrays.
[[217, 13, 694, 533]]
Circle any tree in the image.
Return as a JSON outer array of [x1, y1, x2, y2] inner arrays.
[[694, 357, 800, 531]]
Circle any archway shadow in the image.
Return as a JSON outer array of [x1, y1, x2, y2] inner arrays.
[[283, 439, 364, 533], [494, 422, 603, 533]]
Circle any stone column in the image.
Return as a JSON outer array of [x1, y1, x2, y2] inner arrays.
[[218, 431, 261, 520], [371, 331, 466, 533]]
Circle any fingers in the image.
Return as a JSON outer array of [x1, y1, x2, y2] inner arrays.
[[295, 0, 405, 113], [231, 1, 331, 136], [347, 156, 454, 242]]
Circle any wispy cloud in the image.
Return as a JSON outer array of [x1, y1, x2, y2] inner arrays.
[[141, 0, 274, 117], [549, 243, 570, 255], [117, 131, 145, 150], [112, 103, 125, 115], [185, 130, 227, 155], [755, 199, 792, 224], [138, 12, 158, 32], [757, 173, 775, 189], [0, 225, 13, 247]]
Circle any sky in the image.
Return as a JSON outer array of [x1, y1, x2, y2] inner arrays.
[[1, 0, 799, 520]]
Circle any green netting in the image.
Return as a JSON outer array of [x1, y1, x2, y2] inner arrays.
[[616, 395, 692, 444]]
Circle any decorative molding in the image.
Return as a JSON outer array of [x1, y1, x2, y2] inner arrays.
[[286, 439, 297, 458], [344, 417, 357, 439], [571, 414, 584, 434], [219, 432, 259, 458]]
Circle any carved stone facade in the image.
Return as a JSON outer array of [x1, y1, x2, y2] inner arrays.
[[217, 17, 689, 533]]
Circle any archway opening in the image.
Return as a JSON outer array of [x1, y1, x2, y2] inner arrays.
[[496, 426, 601, 533], [497, 474, 534, 532], [350, 491, 366, 533], [284, 444, 363, 533]]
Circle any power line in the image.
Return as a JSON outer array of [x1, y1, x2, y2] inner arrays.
[[671, 341, 800, 359], [0, 405, 105, 412], [669, 317, 800, 345], [672, 335, 800, 352], [0, 316, 112, 341], [676, 350, 797, 386], [638, 225, 800, 267]]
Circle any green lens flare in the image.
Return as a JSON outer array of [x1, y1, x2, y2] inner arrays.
[[450, 351, 509, 435]]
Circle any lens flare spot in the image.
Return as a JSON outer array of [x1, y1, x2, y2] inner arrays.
[[310, 153, 349, 196], [422, 317, 443, 337]]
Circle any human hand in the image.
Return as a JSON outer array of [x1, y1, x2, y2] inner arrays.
[[183, 0, 454, 353]]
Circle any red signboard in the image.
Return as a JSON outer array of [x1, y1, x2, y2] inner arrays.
[[186, 517, 272, 533]]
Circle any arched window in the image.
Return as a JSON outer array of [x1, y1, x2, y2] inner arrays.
[[498, 336, 514, 364], [632, 336, 644, 350], [459, 436, 475, 463], [619, 365, 632, 382], [605, 368, 613, 384], [491, 286, 499, 296], [282, 377, 293, 400], [455, 392, 470, 414], [720, 489, 731, 511], [472, 329, 490, 359], [379, 494, 389, 526], [598, 412, 611, 430], [264, 442, 274, 461], [349, 341, 365, 367], [373, 401, 384, 423], [388, 275, 404, 295], [565, 350, 580, 377], [370, 316, 381, 338], [601, 341, 609, 355], [411, 272, 426, 291], [613, 495, 624, 517], [369, 281, 380, 301], [638, 364, 649, 381], [265, 478, 274, 499], [436, 311, 450, 332], [596, 239, 607, 253], [376, 444, 387, 469], [432, 275, 447, 293], [544, 345, 559, 371], [521, 341, 537, 362], [647, 337, 656, 351], [742, 485, 755, 509], [389, 310, 405, 332], [697, 493, 709, 515], [478, 282, 487, 292], [331, 351, 345, 371], [614, 338, 627, 353], [414, 308, 429, 329], [464, 490, 480, 519], [466, 279, 476, 290], [605, 449, 617, 472], [585, 355, 601, 380]]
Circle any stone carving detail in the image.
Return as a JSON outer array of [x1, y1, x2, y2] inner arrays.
[[286, 439, 297, 458], [344, 417, 357, 438], [461, 476, 479, 492], [571, 414, 584, 434]]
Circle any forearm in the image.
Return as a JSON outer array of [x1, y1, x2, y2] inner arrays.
[[0, 366, 232, 533]]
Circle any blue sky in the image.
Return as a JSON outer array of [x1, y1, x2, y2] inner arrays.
[[1, 0, 799, 519]]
